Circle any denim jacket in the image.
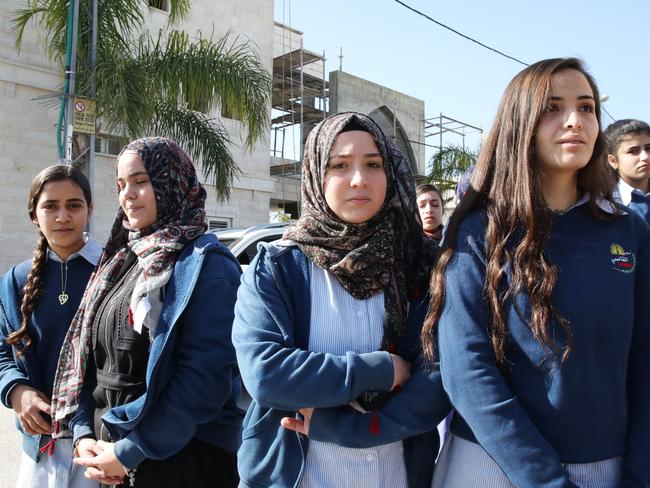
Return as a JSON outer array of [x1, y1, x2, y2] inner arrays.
[[70, 234, 244, 469]]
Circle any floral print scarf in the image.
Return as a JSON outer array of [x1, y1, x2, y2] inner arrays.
[[284, 112, 437, 410]]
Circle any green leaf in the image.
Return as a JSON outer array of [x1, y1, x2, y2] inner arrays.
[[11, 0, 271, 201], [426, 144, 479, 193]]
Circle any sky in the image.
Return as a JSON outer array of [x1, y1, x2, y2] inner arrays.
[[273, 0, 649, 161]]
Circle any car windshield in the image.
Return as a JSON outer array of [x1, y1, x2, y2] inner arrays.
[[217, 238, 240, 249]]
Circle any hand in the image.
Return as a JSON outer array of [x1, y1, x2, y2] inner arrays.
[[9, 384, 51, 435], [281, 407, 314, 436], [76, 438, 100, 458], [74, 440, 126, 485], [390, 354, 412, 391]]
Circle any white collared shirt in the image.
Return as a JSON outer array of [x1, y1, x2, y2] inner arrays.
[[614, 179, 650, 206], [300, 263, 408, 488], [557, 193, 623, 216], [47, 232, 102, 266]]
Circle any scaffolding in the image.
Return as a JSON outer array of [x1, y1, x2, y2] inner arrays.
[[271, 22, 329, 178], [424, 113, 483, 153]]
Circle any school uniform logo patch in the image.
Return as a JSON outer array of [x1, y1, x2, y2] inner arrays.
[[610, 243, 636, 273]]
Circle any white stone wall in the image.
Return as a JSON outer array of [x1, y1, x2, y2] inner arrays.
[[0, 0, 274, 272], [0, 1, 62, 269]]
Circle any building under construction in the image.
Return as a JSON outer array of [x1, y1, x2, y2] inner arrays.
[[270, 21, 428, 220]]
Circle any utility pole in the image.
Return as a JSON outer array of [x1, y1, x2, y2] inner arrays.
[[87, 0, 98, 232], [63, 0, 80, 164]]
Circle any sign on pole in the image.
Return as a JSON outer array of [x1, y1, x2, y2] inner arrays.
[[73, 97, 96, 135]]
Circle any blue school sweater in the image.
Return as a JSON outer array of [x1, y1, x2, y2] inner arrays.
[[615, 179, 650, 226], [437, 200, 650, 488], [626, 191, 650, 227], [0, 255, 96, 406]]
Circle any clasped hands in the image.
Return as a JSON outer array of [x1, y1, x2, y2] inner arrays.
[[73, 439, 128, 485]]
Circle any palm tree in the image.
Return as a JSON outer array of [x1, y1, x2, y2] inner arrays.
[[426, 144, 478, 194], [12, 0, 271, 200]]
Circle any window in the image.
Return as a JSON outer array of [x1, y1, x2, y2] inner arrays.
[[208, 218, 231, 231], [221, 100, 241, 121], [239, 235, 283, 266], [94, 135, 122, 156], [148, 0, 169, 11]]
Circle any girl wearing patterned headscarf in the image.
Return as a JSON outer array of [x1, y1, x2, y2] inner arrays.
[[50, 138, 242, 487], [233, 112, 450, 488]]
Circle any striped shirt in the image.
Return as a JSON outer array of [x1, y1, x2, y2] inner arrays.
[[432, 435, 622, 488], [300, 263, 408, 488]]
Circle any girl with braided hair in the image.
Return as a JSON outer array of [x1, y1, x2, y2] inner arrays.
[[0, 165, 100, 487], [50, 137, 242, 487], [233, 112, 450, 488]]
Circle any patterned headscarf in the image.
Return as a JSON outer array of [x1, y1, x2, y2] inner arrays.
[[50, 137, 206, 432], [284, 112, 437, 410]]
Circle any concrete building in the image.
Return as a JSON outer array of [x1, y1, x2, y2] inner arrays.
[[0, 0, 275, 271], [269, 22, 426, 221], [0, 3, 428, 272]]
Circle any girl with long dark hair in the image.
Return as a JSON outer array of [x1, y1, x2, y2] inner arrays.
[[424, 58, 650, 487], [0, 165, 100, 487], [233, 112, 449, 488], [49, 138, 242, 487]]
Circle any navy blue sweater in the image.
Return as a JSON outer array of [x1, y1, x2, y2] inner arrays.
[[0, 255, 95, 405], [627, 191, 650, 227], [438, 203, 650, 488], [30, 257, 94, 399]]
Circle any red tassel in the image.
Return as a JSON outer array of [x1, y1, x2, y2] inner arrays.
[[39, 438, 57, 456], [127, 308, 134, 326], [369, 413, 380, 436]]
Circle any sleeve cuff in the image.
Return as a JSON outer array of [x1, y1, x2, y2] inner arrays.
[[358, 351, 394, 392], [114, 436, 147, 470], [72, 424, 95, 444], [1, 375, 29, 409]]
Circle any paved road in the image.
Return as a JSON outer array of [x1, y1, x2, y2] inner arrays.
[[0, 406, 21, 488]]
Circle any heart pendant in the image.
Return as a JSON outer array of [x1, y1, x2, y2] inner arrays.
[[58, 293, 69, 305]]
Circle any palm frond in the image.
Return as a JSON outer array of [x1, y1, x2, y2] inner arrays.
[[11, 0, 269, 202], [427, 144, 478, 192], [92, 46, 154, 136], [12, 0, 68, 61], [139, 30, 271, 149], [148, 101, 241, 201], [165, 0, 191, 25]]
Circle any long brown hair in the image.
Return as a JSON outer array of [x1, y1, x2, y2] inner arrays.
[[422, 58, 615, 364], [6, 165, 92, 356]]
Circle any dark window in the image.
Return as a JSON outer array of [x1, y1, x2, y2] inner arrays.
[[208, 219, 230, 231], [107, 138, 121, 155], [238, 235, 283, 266], [148, 0, 169, 12], [221, 100, 241, 121]]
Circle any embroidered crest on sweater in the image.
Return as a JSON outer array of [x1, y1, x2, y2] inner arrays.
[[610, 244, 636, 273]]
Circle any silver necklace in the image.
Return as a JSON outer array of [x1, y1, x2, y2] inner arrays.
[[58, 261, 69, 305]]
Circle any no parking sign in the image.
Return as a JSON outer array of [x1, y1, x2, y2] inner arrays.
[[73, 97, 96, 134]]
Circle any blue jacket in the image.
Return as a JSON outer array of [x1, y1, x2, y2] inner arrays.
[[438, 204, 650, 488], [232, 242, 450, 488], [70, 234, 244, 469]]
